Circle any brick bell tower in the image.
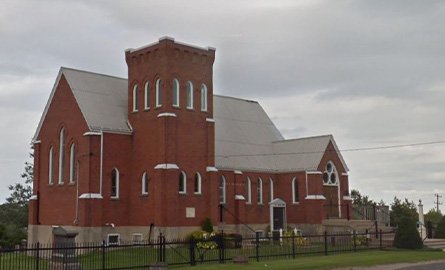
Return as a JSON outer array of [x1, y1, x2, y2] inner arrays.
[[125, 37, 217, 232]]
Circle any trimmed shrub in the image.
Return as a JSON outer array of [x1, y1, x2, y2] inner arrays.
[[201, 217, 213, 233], [435, 216, 445, 239], [185, 230, 218, 249], [394, 216, 423, 249]]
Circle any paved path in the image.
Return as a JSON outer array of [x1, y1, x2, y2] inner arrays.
[[333, 259, 445, 270]]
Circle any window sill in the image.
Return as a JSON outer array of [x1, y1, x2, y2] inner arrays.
[[131, 110, 139, 113], [186, 107, 194, 111], [68, 182, 76, 186], [144, 108, 150, 111], [292, 202, 300, 205], [110, 197, 120, 201], [172, 105, 180, 109], [48, 183, 54, 187], [178, 192, 187, 195], [58, 183, 64, 186], [193, 192, 202, 196], [140, 194, 148, 197]]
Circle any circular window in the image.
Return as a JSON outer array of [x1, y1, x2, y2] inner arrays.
[[323, 161, 338, 185]]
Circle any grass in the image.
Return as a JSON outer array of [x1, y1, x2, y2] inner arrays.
[[181, 249, 445, 270]]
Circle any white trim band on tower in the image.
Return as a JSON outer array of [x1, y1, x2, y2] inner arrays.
[[206, 118, 215, 123], [234, 170, 243, 175], [154, 163, 179, 170], [79, 193, 103, 199], [83, 131, 101, 136], [206, 166, 218, 172], [342, 172, 349, 176], [29, 195, 38, 201], [235, 195, 246, 200], [157, 112, 177, 118], [343, 196, 353, 201], [307, 171, 322, 175], [305, 195, 326, 200]]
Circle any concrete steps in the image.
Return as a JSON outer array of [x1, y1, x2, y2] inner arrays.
[[424, 239, 445, 250]]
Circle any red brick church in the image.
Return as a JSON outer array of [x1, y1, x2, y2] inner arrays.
[[28, 37, 352, 244]]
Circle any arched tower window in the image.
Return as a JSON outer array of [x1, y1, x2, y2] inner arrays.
[[269, 178, 274, 202], [48, 147, 53, 185], [323, 161, 338, 186], [292, 177, 299, 203], [141, 172, 148, 195], [144, 82, 150, 110], [245, 177, 252, 204], [132, 84, 139, 112], [172, 78, 180, 107], [69, 143, 76, 183], [58, 128, 65, 184], [219, 176, 226, 204], [257, 178, 263, 204], [194, 172, 201, 194], [156, 79, 162, 107], [179, 171, 186, 194], [200, 84, 208, 112], [186, 81, 193, 109], [111, 168, 119, 199]]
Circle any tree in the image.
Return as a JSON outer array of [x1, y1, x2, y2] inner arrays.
[[424, 208, 443, 225], [394, 216, 423, 249], [390, 197, 418, 227], [350, 189, 375, 206], [6, 153, 33, 207]]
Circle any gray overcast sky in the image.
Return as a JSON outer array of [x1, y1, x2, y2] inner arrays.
[[1, 0, 444, 212]]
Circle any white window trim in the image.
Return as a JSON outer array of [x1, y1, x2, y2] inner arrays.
[[69, 143, 75, 183], [323, 161, 339, 186], [179, 171, 187, 194], [194, 172, 202, 194], [107, 234, 121, 246], [48, 147, 53, 185], [172, 78, 180, 107], [132, 84, 139, 112], [201, 84, 208, 112], [156, 79, 162, 107], [220, 176, 226, 204], [269, 178, 274, 202], [141, 172, 148, 195], [144, 82, 150, 110], [111, 168, 120, 199], [246, 177, 252, 204], [292, 177, 299, 204], [186, 81, 193, 109], [257, 177, 263, 205], [58, 128, 65, 185]]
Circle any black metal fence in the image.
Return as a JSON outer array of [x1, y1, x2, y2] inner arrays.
[[0, 230, 396, 270]]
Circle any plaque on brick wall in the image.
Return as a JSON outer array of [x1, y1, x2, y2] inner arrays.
[[186, 207, 196, 218]]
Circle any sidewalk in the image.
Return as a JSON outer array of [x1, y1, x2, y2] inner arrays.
[[333, 259, 445, 270]]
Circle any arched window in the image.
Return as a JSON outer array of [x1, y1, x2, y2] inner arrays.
[[132, 84, 139, 112], [58, 128, 65, 184], [141, 172, 148, 195], [245, 177, 252, 204], [69, 143, 76, 183], [144, 82, 150, 110], [219, 176, 226, 204], [172, 78, 179, 107], [292, 177, 299, 203], [186, 81, 193, 109], [194, 172, 201, 194], [111, 168, 119, 199], [179, 171, 186, 194], [48, 147, 53, 184], [200, 84, 208, 112], [323, 161, 338, 186], [156, 79, 162, 107], [269, 178, 274, 202], [257, 178, 263, 204]]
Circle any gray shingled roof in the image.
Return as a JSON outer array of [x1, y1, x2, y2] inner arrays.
[[34, 67, 348, 172]]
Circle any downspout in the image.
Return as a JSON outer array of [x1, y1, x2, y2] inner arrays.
[[74, 161, 79, 225], [100, 130, 104, 196]]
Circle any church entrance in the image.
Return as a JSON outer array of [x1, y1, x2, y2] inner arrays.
[[269, 198, 287, 231]]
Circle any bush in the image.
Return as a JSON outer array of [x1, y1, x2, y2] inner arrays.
[[394, 217, 423, 249], [201, 217, 213, 233], [435, 216, 445, 239], [186, 230, 218, 249]]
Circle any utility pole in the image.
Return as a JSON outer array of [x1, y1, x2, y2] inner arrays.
[[434, 194, 442, 212]]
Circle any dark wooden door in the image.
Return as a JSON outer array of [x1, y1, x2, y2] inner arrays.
[[273, 207, 285, 230]]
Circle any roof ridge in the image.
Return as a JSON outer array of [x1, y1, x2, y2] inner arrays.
[[214, 94, 258, 103], [273, 134, 333, 143], [61, 66, 127, 81]]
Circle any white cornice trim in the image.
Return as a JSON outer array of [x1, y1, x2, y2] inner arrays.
[[306, 171, 322, 175], [79, 193, 103, 199], [235, 195, 246, 200], [154, 163, 179, 170], [157, 112, 177, 118], [234, 170, 243, 175], [206, 166, 218, 172], [206, 118, 215, 123], [29, 195, 38, 201], [83, 131, 101, 136], [342, 172, 349, 176], [343, 196, 353, 201], [32, 140, 41, 145], [305, 195, 326, 200]]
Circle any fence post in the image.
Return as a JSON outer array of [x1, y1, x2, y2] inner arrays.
[[162, 234, 166, 263], [102, 240, 106, 270], [255, 231, 260, 262], [190, 237, 196, 266], [324, 231, 328, 256], [353, 230, 357, 252], [36, 242, 40, 270], [379, 229, 383, 249], [291, 230, 296, 259], [347, 204, 350, 220], [365, 229, 369, 247]]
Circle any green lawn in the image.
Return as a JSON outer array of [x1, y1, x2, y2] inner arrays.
[[180, 249, 445, 270]]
